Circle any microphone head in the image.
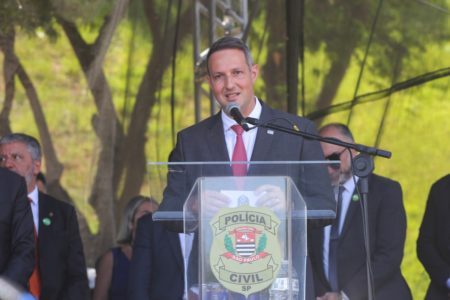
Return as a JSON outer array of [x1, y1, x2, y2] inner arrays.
[[224, 102, 240, 115]]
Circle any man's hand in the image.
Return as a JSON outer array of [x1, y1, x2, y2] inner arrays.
[[316, 292, 342, 300], [254, 184, 286, 211], [202, 190, 231, 216]]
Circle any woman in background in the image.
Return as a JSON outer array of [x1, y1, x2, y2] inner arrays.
[[93, 195, 159, 300]]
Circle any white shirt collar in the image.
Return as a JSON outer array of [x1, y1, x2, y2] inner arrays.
[[341, 175, 359, 194], [28, 186, 39, 232], [28, 185, 39, 205], [221, 97, 262, 131]]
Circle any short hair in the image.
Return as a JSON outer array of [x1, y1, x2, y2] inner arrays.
[[319, 123, 355, 142], [0, 133, 42, 161], [206, 36, 254, 75], [116, 195, 159, 244]]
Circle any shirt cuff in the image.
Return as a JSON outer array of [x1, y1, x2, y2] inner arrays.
[[446, 278, 450, 289], [340, 291, 350, 300]]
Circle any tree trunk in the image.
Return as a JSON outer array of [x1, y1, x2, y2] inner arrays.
[[0, 30, 16, 136], [115, 1, 194, 216], [262, 1, 287, 111], [58, 17, 122, 264], [314, 44, 355, 111]]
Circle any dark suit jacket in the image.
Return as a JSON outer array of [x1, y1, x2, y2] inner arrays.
[[128, 213, 185, 300], [309, 174, 412, 300], [0, 168, 34, 289], [37, 193, 89, 300], [417, 174, 450, 300], [158, 102, 334, 299], [159, 101, 334, 216]]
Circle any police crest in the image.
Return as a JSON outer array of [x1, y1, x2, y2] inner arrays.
[[209, 206, 282, 297]]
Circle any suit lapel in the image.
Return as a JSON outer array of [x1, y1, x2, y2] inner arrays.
[[206, 113, 229, 160], [205, 113, 233, 175], [340, 185, 361, 238], [38, 193, 49, 248], [167, 231, 184, 269], [248, 103, 276, 164]]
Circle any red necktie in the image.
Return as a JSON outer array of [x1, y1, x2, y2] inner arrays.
[[28, 199, 41, 299], [231, 125, 247, 176]]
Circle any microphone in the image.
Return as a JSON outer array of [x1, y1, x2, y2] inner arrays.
[[224, 103, 250, 131]]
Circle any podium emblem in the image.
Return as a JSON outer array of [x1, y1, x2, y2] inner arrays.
[[231, 226, 259, 257], [210, 206, 281, 297]]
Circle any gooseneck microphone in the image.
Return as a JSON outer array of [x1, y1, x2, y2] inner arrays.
[[224, 103, 250, 131]]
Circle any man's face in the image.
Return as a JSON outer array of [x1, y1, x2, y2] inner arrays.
[[319, 127, 355, 186], [0, 142, 41, 192], [207, 48, 258, 117]]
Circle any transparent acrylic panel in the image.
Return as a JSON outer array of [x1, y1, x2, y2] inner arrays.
[[149, 161, 339, 300], [150, 161, 338, 221], [187, 176, 306, 299]]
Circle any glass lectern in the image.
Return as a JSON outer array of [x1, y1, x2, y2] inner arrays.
[[150, 161, 336, 300]]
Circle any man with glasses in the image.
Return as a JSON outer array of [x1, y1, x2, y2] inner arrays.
[[309, 123, 412, 300]]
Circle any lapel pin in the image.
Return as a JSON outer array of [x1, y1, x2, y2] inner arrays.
[[42, 217, 51, 226], [267, 129, 274, 135], [352, 194, 360, 202]]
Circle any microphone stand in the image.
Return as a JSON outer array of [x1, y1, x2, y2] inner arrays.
[[246, 117, 388, 300]]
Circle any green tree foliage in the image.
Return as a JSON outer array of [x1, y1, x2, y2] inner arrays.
[[0, 0, 55, 37], [304, 0, 448, 112], [1, 2, 450, 299]]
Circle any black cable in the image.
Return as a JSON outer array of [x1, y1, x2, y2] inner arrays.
[[242, 0, 260, 43], [255, 12, 269, 64], [374, 53, 402, 149], [307, 66, 450, 120], [415, 0, 450, 14], [299, 0, 306, 117], [347, 0, 385, 126], [299, 0, 306, 116], [121, 2, 138, 129], [170, 0, 182, 146]]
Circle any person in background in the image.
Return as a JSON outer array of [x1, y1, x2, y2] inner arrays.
[[93, 196, 158, 300], [309, 123, 411, 300], [0, 167, 34, 290], [36, 172, 47, 193], [127, 211, 189, 300], [0, 133, 89, 300], [417, 174, 450, 300]]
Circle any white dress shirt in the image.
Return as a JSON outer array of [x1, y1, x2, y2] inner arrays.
[[222, 97, 261, 162], [28, 186, 40, 233]]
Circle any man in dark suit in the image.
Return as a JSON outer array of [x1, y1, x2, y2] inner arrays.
[[309, 123, 411, 300], [417, 174, 450, 300], [158, 36, 334, 299], [0, 167, 35, 289], [128, 213, 186, 300], [0, 133, 89, 300]]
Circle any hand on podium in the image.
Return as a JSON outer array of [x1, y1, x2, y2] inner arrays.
[[254, 184, 286, 211], [202, 190, 232, 217]]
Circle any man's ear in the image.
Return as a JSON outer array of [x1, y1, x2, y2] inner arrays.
[[251, 64, 259, 82], [33, 160, 42, 176]]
